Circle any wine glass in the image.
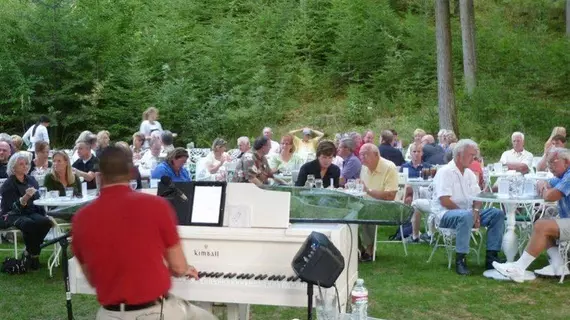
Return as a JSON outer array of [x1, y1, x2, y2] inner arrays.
[[346, 179, 356, 191], [314, 179, 323, 188], [65, 187, 74, 199], [129, 180, 138, 191]]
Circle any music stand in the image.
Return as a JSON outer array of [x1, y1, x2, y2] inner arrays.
[[187, 181, 226, 227]]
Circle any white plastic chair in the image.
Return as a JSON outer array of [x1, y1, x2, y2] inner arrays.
[[0, 229, 22, 258], [427, 214, 484, 269]]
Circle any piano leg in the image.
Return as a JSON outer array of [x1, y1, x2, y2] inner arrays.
[[226, 303, 250, 320]]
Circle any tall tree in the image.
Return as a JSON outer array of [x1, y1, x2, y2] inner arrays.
[[460, 0, 477, 94], [566, 0, 570, 37], [435, 0, 458, 133]]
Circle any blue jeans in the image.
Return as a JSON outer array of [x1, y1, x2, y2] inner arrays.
[[439, 208, 504, 254]]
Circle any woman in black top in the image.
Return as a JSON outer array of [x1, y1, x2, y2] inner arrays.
[[296, 141, 341, 188], [0, 152, 52, 270]]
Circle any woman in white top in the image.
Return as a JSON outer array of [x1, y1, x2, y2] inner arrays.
[[204, 138, 231, 181], [269, 134, 303, 174], [139, 107, 163, 148], [22, 115, 50, 152]]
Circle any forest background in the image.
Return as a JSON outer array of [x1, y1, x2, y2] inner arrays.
[[0, 0, 569, 159]]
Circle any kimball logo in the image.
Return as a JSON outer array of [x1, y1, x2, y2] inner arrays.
[[194, 244, 220, 257]]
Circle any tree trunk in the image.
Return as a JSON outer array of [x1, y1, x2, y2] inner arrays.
[[460, 0, 477, 94], [453, 0, 460, 16], [435, 0, 458, 134], [566, 0, 570, 37]]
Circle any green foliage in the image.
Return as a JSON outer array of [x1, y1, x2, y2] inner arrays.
[[0, 0, 568, 160]]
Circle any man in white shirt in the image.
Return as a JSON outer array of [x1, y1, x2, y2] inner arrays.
[[262, 127, 280, 154], [432, 139, 505, 275], [499, 132, 533, 174]]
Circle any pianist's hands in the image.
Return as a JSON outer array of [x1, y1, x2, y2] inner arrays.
[[185, 265, 199, 280]]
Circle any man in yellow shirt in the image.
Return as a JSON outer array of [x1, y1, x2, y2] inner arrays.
[[289, 127, 324, 156], [359, 143, 399, 261]]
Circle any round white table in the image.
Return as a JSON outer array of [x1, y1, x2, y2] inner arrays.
[[34, 195, 97, 277], [406, 178, 432, 200], [472, 192, 544, 281]]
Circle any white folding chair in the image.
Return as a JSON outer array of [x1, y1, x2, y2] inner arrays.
[[0, 228, 22, 258]]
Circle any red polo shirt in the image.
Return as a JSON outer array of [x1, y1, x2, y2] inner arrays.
[[72, 185, 179, 305]]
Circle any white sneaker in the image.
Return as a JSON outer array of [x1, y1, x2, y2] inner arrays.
[[534, 264, 570, 277], [492, 261, 526, 283]]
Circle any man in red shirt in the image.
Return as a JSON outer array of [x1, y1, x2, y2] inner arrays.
[[72, 146, 217, 320]]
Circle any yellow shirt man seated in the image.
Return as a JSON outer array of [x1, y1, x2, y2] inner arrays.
[[358, 143, 399, 261]]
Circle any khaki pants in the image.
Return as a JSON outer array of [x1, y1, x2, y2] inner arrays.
[[361, 225, 375, 249], [96, 295, 218, 320]]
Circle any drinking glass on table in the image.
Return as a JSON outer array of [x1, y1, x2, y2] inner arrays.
[[65, 187, 74, 199], [306, 174, 316, 188], [129, 180, 138, 191], [314, 179, 323, 189], [346, 179, 356, 191], [355, 180, 364, 193], [38, 187, 47, 199]]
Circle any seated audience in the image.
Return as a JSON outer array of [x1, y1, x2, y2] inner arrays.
[[544, 127, 566, 152], [432, 139, 505, 275], [378, 130, 405, 166], [263, 127, 280, 154], [29, 141, 52, 175], [115, 142, 142, 189], [338, 137, 362, 186], [405, 129, 426, 161], [443, 131, 458, 163], [269, 134, 302, 173], [44, 151, 82, 197], [95, 130, 111, 159], [362, 130, 375, 144], [332, 134, 344, 168], [236, 137, 283, 186], [493, 148, 570, 282], [421, 134, 446, 165], [11, 135, 23, 152], [139, 139, 162, 170], [469, 149, 485, 191], [390, 129, 403, 150], [131, 132, 146, 161], [161, 130, 175, 154], [536, 134, 566, 172], [0, 152, 52, 270], [296, 141, 340, 188], [289, 127, 324, 156], [437, 129, 447, 149], [72, 141, 99, 189], [0, 141, 12, 178], [151, 148, 191, 182], [205, 138, 231, 181], [358, 143, 399, 260], [232, 136, 251, 160], [499, 131, 533, 174]]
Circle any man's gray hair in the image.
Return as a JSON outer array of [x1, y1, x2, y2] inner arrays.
[[512, 131, 525, 140], [237, 136, 250, 145], [453, 139, 478, 159], [262, 127, 272, 133], [548, 148, 570, 162], [149, 138, 162, 148], [6, 151, 30, 176], [339, 137, 355, 152]]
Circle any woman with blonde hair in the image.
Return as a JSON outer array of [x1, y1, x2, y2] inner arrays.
[[269, 134, 303, 174], [405, 128, 426, 161], [203, 138, 231, 181], [44, 150, 82, 197], [139, 107, 163, 148], [131, 132, 146, 161]]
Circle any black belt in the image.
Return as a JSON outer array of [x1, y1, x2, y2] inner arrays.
[[103, 294, 170, 312]]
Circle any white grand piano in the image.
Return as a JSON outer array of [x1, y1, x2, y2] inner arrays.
[[69, 183, 358, 319]]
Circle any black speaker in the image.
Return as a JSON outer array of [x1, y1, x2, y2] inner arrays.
[[291, 231, 345, 289]]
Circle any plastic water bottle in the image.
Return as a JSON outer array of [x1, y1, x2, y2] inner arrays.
[[351, 278, 368, 320]]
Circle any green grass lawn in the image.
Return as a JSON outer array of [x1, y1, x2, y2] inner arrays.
[[0, 228, 568, 320]]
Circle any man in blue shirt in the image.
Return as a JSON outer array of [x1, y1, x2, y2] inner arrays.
[[151, 148, 191, 182], [400, 142, 432, 180], [494, 148, 570, 282], [338, 137, 361, 187]]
